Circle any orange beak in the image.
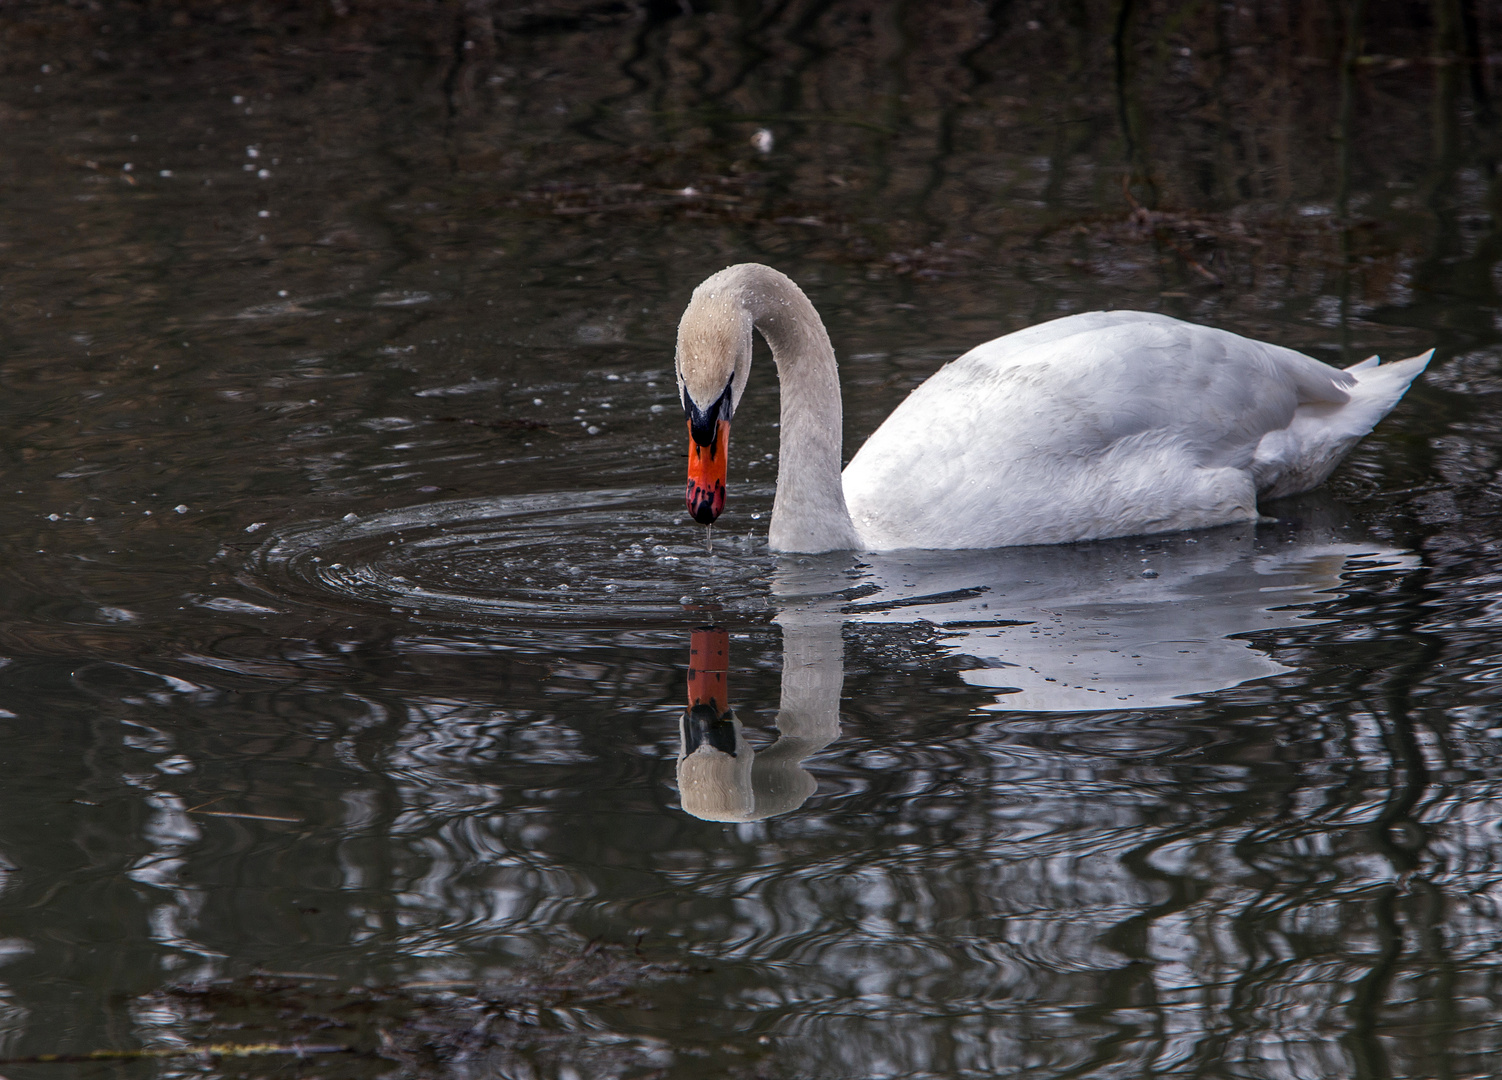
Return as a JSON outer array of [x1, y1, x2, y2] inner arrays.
[[686, 626, 730, 716], [686, 418, 729, 525]]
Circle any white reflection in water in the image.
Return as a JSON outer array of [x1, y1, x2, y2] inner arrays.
[[674, 507, 1414, 823], [782, 504, 1414, 711], [677, 619, 843, 822]]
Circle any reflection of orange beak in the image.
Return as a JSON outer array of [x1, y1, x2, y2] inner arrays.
[[687, 626, 730, 715], [686, 418, 729, 525]]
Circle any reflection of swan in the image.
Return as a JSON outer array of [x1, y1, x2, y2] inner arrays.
[[675, 503, 1418, 822], [676, 619, 842, 822], [775, 497, 1418, 711], [676, 263, 1430, 552]]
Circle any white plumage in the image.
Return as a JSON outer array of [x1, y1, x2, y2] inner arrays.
[[675, 264, 1431, 553], [845, 310, 1431, 548]]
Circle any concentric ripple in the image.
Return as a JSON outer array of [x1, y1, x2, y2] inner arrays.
[[246, 487, 778, 627]]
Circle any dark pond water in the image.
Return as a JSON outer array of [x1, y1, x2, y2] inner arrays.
[[3, 2, 1502, 1077]]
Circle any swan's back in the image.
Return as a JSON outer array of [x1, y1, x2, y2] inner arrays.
[[842, 310, 1430, 550]]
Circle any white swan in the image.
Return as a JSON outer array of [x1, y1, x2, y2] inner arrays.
[[676, 263, 1432, 553]]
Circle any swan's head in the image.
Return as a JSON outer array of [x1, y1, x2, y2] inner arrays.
[[676, 274, 753, 525], [677, 706, 755, 821]]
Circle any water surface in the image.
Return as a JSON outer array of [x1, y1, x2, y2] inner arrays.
[[1, 2, 1500, 1077]]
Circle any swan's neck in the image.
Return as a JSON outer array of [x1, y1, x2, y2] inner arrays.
[[736, 268, 862, 552]]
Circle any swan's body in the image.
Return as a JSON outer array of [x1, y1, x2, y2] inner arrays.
[[676, 263, 1431, 553]]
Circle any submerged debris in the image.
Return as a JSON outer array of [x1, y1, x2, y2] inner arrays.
[[0, 1043, 349, 1065], [129, 942, 705, 1078]]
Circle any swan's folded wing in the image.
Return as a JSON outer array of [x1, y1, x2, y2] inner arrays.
[[858, 311, 1340, 466], [842, 311, 1396, 548]]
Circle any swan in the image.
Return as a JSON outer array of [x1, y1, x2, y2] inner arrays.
[[676, 263, 1432, 553]]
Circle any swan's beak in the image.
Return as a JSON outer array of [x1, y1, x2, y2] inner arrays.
[[686, 418, 729, 525]]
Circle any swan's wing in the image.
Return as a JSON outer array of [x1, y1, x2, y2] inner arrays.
[[842, 311, 1416, 549], [940, 311, 1353, 467]]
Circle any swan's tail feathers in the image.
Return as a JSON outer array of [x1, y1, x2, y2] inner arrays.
[[1254, 348, 1433, 500], [1335, 348, 1433, 442]]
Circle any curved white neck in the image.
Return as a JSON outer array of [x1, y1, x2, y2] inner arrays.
[[701, 265, 861, 552]]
